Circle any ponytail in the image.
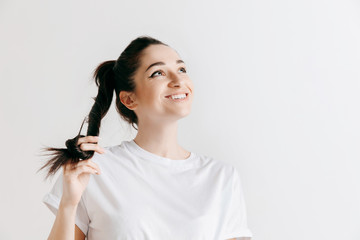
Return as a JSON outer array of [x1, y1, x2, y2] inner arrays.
[[38, 60, 116, 180]]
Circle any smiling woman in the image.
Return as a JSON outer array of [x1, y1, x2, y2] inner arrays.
[[39, 35, 253, 240], [124, 43, 194, 123]]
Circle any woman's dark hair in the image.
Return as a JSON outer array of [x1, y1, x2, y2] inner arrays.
[[38, 35, 167, 180]]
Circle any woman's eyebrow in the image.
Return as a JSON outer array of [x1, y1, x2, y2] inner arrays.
[[145, 60, 185, 73]]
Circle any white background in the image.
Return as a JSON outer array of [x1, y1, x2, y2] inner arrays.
[[1, 0, 359, 239]]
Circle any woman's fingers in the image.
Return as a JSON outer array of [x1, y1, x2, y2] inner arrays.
[[74, 165, 100, 176], [77, 159, 101, 173], [75, 136, 105, 154], [79, 143, 105, 154], [64, 159, 101, 175], [77, 136, 100, 145]]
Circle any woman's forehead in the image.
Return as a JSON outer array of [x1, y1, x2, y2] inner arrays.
[[141, 44, 180, 64]]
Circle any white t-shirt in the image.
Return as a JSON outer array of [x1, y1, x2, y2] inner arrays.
[[43, 139, 253, 240]]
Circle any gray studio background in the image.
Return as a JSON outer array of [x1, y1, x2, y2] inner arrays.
[[1, 0, 359, 239]]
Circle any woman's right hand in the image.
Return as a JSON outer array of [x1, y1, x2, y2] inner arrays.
[[60, 136, 104, 207]]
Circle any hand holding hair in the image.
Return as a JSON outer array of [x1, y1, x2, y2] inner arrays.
[[38, 58, 118, 180], [60, 135, 103, 207], [37, 116, 99, 180]]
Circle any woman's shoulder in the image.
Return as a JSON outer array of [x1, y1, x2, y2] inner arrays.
[[192, 152, 236, 173]]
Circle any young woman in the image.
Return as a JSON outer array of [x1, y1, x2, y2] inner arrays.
[[40, 36, 253, 240]]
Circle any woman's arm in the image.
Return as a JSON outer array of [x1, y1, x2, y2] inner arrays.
[[45, 136, 103, 240], [47, 201, 85, 240]]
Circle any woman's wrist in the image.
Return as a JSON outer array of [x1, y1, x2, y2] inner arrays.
[[59, 198, 79, 212]]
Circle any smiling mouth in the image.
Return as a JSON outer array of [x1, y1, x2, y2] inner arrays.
[[165, 93, 189, 101]]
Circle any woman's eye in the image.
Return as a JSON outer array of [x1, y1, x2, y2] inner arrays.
[[179, 67, 187, 73], [150, 68, 186, 78], [150, 70, 163, 78]]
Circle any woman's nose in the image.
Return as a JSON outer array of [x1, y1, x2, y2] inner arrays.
[[168, 71, 183, 86]]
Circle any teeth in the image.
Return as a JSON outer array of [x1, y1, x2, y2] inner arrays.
[[170, 93, 186, 99]]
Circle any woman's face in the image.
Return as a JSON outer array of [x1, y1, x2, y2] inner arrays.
[[125, 44, 194, 123]]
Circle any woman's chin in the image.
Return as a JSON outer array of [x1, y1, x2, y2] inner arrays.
[[163, 108, 192, 121]]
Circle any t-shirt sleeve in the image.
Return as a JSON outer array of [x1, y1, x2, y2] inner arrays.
[[222, 166, 253, 239], [42, 170, 90, 236]]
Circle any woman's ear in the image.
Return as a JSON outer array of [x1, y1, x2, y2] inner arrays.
[[119, 91, 138, 110]]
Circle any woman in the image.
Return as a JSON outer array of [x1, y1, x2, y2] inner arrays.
[[40, 36, 253, 240]]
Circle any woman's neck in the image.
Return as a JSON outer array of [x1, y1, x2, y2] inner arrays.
[[133, 121, 190, 160]]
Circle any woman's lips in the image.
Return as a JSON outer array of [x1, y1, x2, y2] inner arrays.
[[165, 93, 189, 101]]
